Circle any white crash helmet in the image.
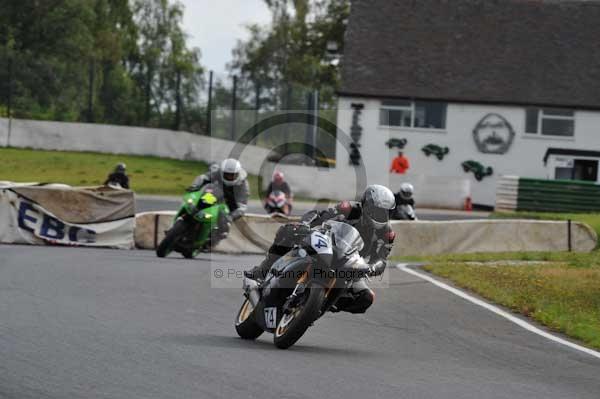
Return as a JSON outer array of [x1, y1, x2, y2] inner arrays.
[[361, 184, 395, 230], [399, 183, 414, 200], [221, 158, 245, 186]]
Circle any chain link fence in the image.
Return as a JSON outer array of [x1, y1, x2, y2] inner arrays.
[[0, 50, 338, 164]]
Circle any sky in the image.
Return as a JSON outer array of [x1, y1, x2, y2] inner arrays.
[[180, 0, 272, 76]]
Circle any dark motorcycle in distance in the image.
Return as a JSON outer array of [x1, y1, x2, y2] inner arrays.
[[264, 190, 291, 215], [235, 221, 371, 349]]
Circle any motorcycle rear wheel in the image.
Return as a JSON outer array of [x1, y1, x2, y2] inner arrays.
[[156, 219, 188, 258], [235, 299, 264, 339], [273, 282, 325, 349]]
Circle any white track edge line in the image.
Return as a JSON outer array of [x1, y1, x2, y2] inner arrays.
[[396, 263, 600, 361]]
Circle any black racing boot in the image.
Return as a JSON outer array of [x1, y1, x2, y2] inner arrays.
[[244, 253, 279, 281], [331, 290, 374, 314]]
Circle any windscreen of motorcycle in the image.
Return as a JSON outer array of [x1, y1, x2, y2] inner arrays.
[[324, 221, 364, 256]]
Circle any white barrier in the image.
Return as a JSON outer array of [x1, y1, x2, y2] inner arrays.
[[495, 175, 519, 211], [135, 211, 597, 256], [134, 212, 291, 254], [390, 219, 597, 256], [0, 185, 135, 249]]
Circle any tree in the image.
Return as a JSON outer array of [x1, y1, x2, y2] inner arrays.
[[0, 0, 204, 130], [132, 0, 203, 129], [228, 0, 350, 108]]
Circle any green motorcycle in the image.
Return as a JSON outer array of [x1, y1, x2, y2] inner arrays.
[[156, 184, 229, 259]]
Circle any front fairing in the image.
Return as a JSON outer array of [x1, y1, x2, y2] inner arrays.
[[179, 189, 227, 222], [181, 191, 202, 216]]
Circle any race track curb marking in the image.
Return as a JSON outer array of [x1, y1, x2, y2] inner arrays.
[[396, 264, 600, 361]]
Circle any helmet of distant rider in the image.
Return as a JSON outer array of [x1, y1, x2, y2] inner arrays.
[[115, 163, 126, 173], [360, 185, 395, 230], [272, 170, 284, 185], [221, 158, 244, 186], [399, 183, 414, 200]]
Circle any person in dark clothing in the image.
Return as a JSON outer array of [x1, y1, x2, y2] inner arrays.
[[245, 185, 397, 314], [392, 183, 416, 220], [394, 183, 414, 206], [104, 163, 130, 189], [264, 171, 293, 214]]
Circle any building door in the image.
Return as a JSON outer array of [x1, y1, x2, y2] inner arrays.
[[572, 159, 598, 182]]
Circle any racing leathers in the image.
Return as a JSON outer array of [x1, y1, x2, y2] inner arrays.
[[190, 168, 249, 247], [246, 201, 396, 314]]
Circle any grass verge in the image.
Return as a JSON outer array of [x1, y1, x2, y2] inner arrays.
[[0, 147, 261, 196], [395, 250, 600, 350]]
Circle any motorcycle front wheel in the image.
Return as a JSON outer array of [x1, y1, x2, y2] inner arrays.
[[273, 282, 325, 349], [156, 219, 188, 258], [235, 299, 264, 339]]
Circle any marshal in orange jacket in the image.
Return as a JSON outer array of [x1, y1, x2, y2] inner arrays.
[[390, 154, 410, 174]]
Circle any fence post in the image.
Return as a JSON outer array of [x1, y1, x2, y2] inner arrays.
[[173, 69, 182, 131], [6, 55, 13, 147], [304, 90, 314, 158], [312, 90, 319, 160], [206, 70, 213, 135], [87, 59, 95, 123], [283, 84, 292, 155], [253, 81, 260, 144], [230, 74, 237, 141]]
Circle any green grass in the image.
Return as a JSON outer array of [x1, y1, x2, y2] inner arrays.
[[492, 211, 600, 238], [0, 147, 261, 196], [394, 210, 600, 350], [422, 256, 600, 350]]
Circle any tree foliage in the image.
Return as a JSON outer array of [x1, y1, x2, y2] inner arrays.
[[228, 0, 350, 108], [0, 0, 203, 130]]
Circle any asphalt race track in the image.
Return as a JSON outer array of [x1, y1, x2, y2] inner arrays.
[[1, 246, 599, 399], [136, 197, 488, 220]]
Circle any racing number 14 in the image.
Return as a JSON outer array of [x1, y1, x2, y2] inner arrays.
[[264, 307, 277, 329]]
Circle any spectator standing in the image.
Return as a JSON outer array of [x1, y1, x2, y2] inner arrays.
[[390, 151, 410, 174]]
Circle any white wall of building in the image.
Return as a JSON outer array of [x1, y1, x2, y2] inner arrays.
[[335, 97, 600, 206]]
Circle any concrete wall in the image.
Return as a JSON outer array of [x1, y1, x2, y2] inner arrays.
[[135, 212, 598, 255], [0, 116, 470, 207], [335, 98, 600, 206], [0, 117, 271, 175]]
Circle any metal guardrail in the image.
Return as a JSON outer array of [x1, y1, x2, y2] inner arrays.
[[496, 175, 600, 212]]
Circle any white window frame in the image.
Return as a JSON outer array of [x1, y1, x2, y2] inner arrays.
[[379, 100, 446, 131], [526, 108, 575, 138]]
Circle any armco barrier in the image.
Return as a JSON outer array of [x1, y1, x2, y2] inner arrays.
[[495, 175, 519, 211], [496, 175, 600, 212], [519, 178, 600, 213], [136, 212, 597, 256]]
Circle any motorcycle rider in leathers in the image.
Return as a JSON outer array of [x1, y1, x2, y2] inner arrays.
[[189, 158, 249, 248], [245, 185, 397, 314]]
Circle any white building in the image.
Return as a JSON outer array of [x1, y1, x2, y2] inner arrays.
[[334, 0, 600, 208]]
